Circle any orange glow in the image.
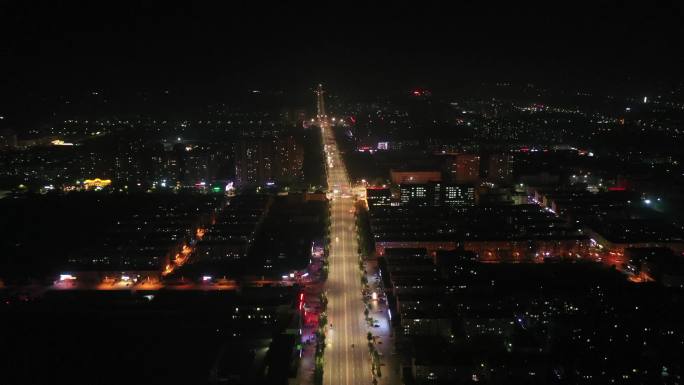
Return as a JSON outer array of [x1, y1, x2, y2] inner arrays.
[[629, 271, 654, 284], [162, 242, 195, 277], [162, 263, 175, 276], [159, 228, 207, 279]]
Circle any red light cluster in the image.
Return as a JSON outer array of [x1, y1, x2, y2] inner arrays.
[[411, 89, 432, 97]]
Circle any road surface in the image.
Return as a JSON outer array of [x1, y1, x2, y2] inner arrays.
[[321, 120, 372, 385]]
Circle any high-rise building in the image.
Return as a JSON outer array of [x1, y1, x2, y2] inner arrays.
[[112, 137, 145, 184], [183, 150, 210, 184], [274, 136, 304, 183], [235, 139, 274, 186], [315, 84, 326, 120], [451, 154, 480, 184], [234, 135, 303, 187], [487, 153, 513, 184]]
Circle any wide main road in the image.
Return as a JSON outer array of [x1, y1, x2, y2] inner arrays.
[[321, 120, 372, 385]]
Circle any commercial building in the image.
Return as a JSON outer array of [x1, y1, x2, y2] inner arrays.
[[370, 205, 589, 259], [366, 187, 392, 209], [398, 183, 475, 207], [442, 184, 476, 207], [399, 184, 433, 206]]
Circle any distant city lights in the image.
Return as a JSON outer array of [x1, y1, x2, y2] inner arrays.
[[51, 139, 74, 146]]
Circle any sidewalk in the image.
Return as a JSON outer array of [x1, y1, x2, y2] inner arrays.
[[294, 280, 325, 385], [364, 258, 402, 385], [295, 322, 317, 385]]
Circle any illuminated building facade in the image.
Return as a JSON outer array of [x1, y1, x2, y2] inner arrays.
[[442, 185, 476, 207], [398, 183, 475, 207], [83, 178, 112, 190], [400, 184, 430, 206], [367, 187, 392, 209]]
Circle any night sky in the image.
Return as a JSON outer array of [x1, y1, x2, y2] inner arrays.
[[2, 1, 684, 98]]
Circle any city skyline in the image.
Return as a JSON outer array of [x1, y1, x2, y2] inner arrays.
[[2, 2, 684, 385]]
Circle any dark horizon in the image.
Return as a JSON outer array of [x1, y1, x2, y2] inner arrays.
[[2, 2, 684, 97]]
